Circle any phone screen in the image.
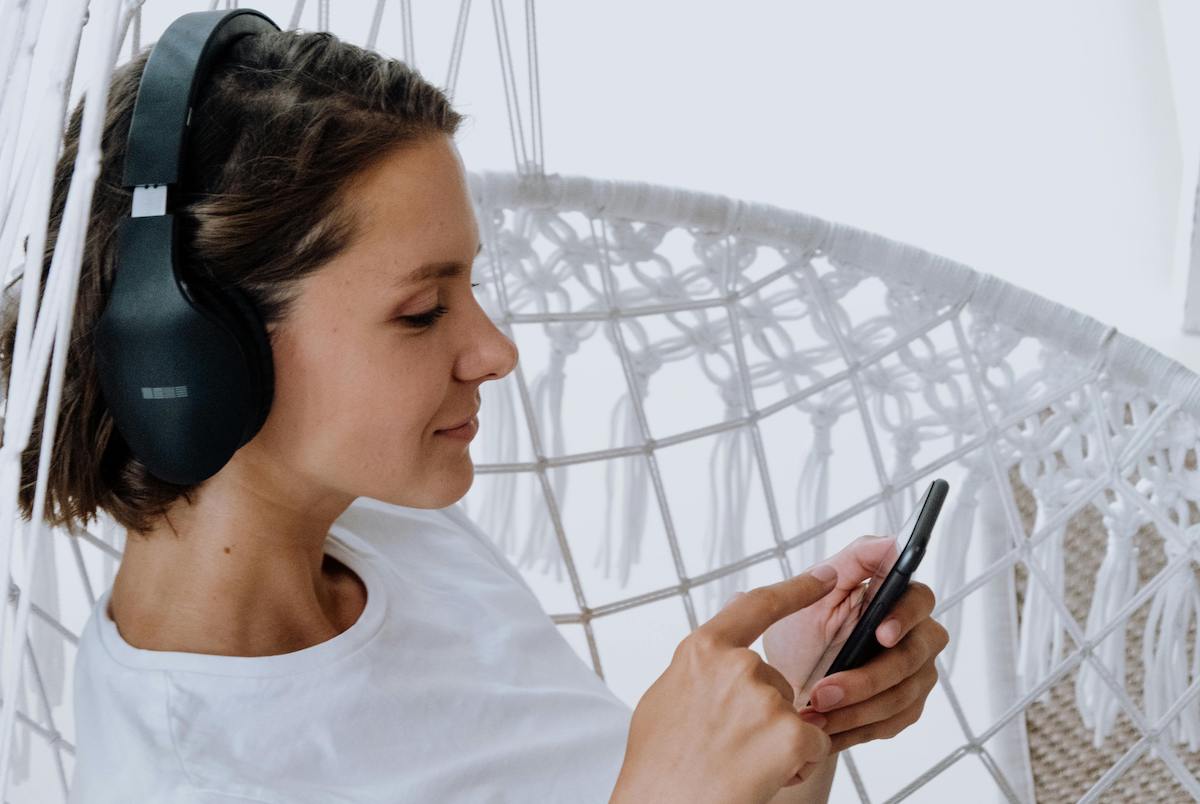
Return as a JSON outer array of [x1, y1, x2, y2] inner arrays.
[[795, 500, 923, 696]]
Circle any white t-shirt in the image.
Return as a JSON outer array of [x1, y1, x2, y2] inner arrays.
[[67, 497, 633, 803]]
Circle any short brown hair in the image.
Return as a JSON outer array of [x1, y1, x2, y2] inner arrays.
[[0, 29, 464, 535]]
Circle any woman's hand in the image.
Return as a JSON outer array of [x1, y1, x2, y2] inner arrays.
[[612, 567, 841, 804], [761, 536, 949, 753]]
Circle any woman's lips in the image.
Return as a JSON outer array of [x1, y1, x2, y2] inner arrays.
[[436, 415, 478, 440]]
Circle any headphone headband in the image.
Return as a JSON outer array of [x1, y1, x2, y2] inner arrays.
[[124, 9, 278, 192]]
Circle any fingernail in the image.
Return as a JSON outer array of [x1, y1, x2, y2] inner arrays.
[[879, 619, 900, 645], [799, 711, 827, 728], [813, 686, 844, 711], [810, 563, 837, 584]]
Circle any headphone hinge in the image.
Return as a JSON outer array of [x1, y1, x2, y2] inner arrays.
[[131, 184, 167, 218]]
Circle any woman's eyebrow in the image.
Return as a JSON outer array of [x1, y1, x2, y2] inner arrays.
[[396, 242, 482, 287]]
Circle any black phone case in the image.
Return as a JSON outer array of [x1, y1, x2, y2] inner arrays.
[[822, 478, 947, 677], [824, 567, 912, 676]]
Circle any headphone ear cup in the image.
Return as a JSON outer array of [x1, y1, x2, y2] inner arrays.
[[96, 214, 266, 485], [181, 279, 275, 445]]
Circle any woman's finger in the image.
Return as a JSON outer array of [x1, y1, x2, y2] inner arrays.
[[874, 581, 936, 648], [807, 617, 948, 713], [828, 694, 928, 754], [817, 661, 937, 735], [753, 653, 799, 707]]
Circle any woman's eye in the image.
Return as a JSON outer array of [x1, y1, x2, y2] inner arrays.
[[401, 305, 449, 328], [398, 284, 483, 329]]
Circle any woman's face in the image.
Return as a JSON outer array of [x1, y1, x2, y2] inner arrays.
[[254, 134, 518, 511]]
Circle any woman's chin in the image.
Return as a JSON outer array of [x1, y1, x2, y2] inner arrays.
[[367, 458, 474, 510], [430, 459, 475, 505]]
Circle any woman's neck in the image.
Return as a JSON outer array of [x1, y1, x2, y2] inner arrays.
[[106, 483, 365, 657], [108, 543, 367, 657]]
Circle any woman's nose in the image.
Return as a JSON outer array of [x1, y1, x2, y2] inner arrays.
[[486, 328, 519, 381], [463, 303, 519, 382]]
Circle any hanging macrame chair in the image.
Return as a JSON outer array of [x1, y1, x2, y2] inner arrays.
[[3, 2, 1200, 803]]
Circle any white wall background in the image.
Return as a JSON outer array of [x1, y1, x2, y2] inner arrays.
[[397, 0, 1200, 374]]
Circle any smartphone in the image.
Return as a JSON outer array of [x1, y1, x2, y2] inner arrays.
[[800, 478, 949, 693]]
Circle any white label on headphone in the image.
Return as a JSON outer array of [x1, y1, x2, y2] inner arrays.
[[141, 386, 189, 399]]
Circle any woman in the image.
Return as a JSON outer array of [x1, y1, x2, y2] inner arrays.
[[2, 25, 946, 804]]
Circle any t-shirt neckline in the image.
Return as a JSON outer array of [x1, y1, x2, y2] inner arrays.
[[95, 524, 387, 678]]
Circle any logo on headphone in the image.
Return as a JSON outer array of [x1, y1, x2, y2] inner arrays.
[[141, 386, 190, 399]]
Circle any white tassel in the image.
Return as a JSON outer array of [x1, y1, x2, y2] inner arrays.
[[933, 462, 985, 671], [520, 350, 569, 582], [1073, 493, 1140, 747], [701, 397, 754, 620], [543, 351, 570, 575], [977, 476, 1038, 804], [794, 414, 832, 568], [597, 392, 651, 588], [595, 395, 626, 581], [617, 418, 649, 588], [1141, 525, 1200, 750], [1016, 500, 1066, 699], [892, 424, 920, 492]]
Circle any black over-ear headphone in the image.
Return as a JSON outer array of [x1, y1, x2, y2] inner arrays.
[[94, 9, 280, 485]]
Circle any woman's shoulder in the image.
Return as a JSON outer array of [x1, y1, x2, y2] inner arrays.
[[331, 497, 536, 596]]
